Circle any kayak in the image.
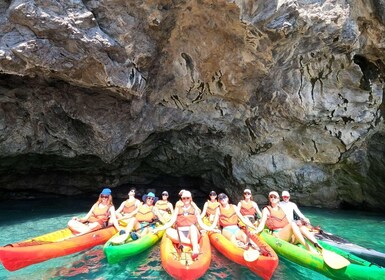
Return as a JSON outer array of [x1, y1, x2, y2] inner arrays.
[[208, 230, 279, 280], [103, 224, 165, 264], [315, 228, 385, 267], [260, 229, 385, 280], [0, 226, 117, 271], [160, 232, 211, 280]]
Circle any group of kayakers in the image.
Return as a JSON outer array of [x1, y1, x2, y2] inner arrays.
[[68, 186, 319, 254]]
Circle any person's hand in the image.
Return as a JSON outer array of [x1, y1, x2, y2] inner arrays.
[[210, 228, 221, 233]]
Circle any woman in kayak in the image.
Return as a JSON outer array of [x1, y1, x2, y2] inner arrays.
[[115, 187, 142, 226], [121, 192, 168, 239], [68, 188, 119, 234], [255, 191, 318, 252], [155, 190, 174, 221], [211, 193, 258, 249], [200, 190, 220, 224], [154, 190, 215, 259], [237, 188, 262, 226]]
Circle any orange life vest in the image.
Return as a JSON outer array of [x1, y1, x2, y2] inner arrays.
[[176, 205, 197, 227], [206, 200, 220, 216], [240, 200, 256, 216], [265, 206, 289, 230], [135, 204, 155, 222], [122, 198, 139, 214], [87, 203, 110, 226], [155, 200, 171, 213], [219, 204, 238, 227]]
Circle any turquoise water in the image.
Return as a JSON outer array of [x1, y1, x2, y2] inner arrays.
[[1, 198, 384, 280]]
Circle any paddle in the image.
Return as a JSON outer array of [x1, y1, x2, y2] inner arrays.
[[314, 243, 351, 269], [110, 220, 159, 244], [243, 226, 260, 262]]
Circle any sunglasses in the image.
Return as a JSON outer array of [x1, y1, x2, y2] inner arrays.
[[219, 197, 227, 201], [244, 192, 251, 195], [210, 194, 217, 196], [147, 197, 154, 201], [282, 196, 290, 199], [162, 194, 168, 196], [101, 195, 109, 199], [182, 197, 191, 200], [269, 195, 278, 199]]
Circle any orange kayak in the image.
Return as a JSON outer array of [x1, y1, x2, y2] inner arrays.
[[160, 232, 211, 280], [0, 226, 117, 271], [209, 230, 278, 280]]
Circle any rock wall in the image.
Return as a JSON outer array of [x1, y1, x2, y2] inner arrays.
[[0, 0, 384, 210]]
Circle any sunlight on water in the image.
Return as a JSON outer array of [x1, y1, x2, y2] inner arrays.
[[1, 198, 384, 279]]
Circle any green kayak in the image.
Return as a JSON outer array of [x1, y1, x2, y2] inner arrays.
[[260, 230, 385, 279], [103, 224, 165, 264]]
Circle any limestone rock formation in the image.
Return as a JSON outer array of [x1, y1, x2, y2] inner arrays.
[[0, 0, 384, 210]]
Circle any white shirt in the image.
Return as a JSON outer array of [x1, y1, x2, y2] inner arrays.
[[279, 201, 306, 221]]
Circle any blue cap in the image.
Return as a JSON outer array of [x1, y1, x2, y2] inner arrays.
[[100, 188, 111, 196], [142, 192, 158, 203]]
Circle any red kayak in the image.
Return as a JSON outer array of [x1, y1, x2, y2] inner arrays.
[[209, 230, 279, 280], [0, 226, 117, 271], [160, 232, 211, 280]]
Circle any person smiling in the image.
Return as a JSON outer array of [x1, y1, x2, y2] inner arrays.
[[68, 188, 119, 234], [154, 190, 214, 259], [237, 188, 262, 225], [255, 191, 317, 252]]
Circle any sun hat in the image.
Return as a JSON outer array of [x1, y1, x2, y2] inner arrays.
[[282, 190, 290, 197], [178, 189, 186, 196], [181, 190, 192, 198], [218, 193, 228, 200], [162, 191, 169, 196], [268, 191, 279, 198], [100, 188, 111, 196], [244, 188, 252, 194], [142, 192, 159, 203]]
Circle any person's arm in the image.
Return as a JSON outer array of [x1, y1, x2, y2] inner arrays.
[[292, 202, 309, 223], [255, 208, 269, 234], [115, 201, 125, 214], [108, 206, 121, 230], [167, 202, 174, 214], [197, 210, 217, 231], [200, 202, 208, 219], [153, 209, 178, 233], [152, 206, 169, 225], [75, 204, 95, 223], [234, 205, 257, 230], [253, 202, 263, 219]]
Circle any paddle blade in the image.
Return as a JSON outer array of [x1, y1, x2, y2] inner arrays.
[[110, 233, 129, 244], [322, 249, 350, 269], [243, 249, 260, 262]]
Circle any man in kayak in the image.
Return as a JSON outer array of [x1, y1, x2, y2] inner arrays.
[[68, 188, 120, 234], [154, 190, 215, 259], [237, 188, 262, 226], [279, 190, 310, 226], [115, 188, 142, 227], [211, 193, 258, 249], [255, 191, 319, 252]]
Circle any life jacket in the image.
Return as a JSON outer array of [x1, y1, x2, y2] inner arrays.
[[87, 203, 110, 226], [135, 204, 155, 222], [265, 206, 289, 230], [155, 200, 171, 214], [239, 200, 256, 216], [176, 205, 197, 227], [122, 198, 139, 214], [219, 204, 238, 227], [206, 200, 220, 216]]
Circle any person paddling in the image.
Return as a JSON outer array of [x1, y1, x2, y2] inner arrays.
[[68, 188, 119, 234]]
